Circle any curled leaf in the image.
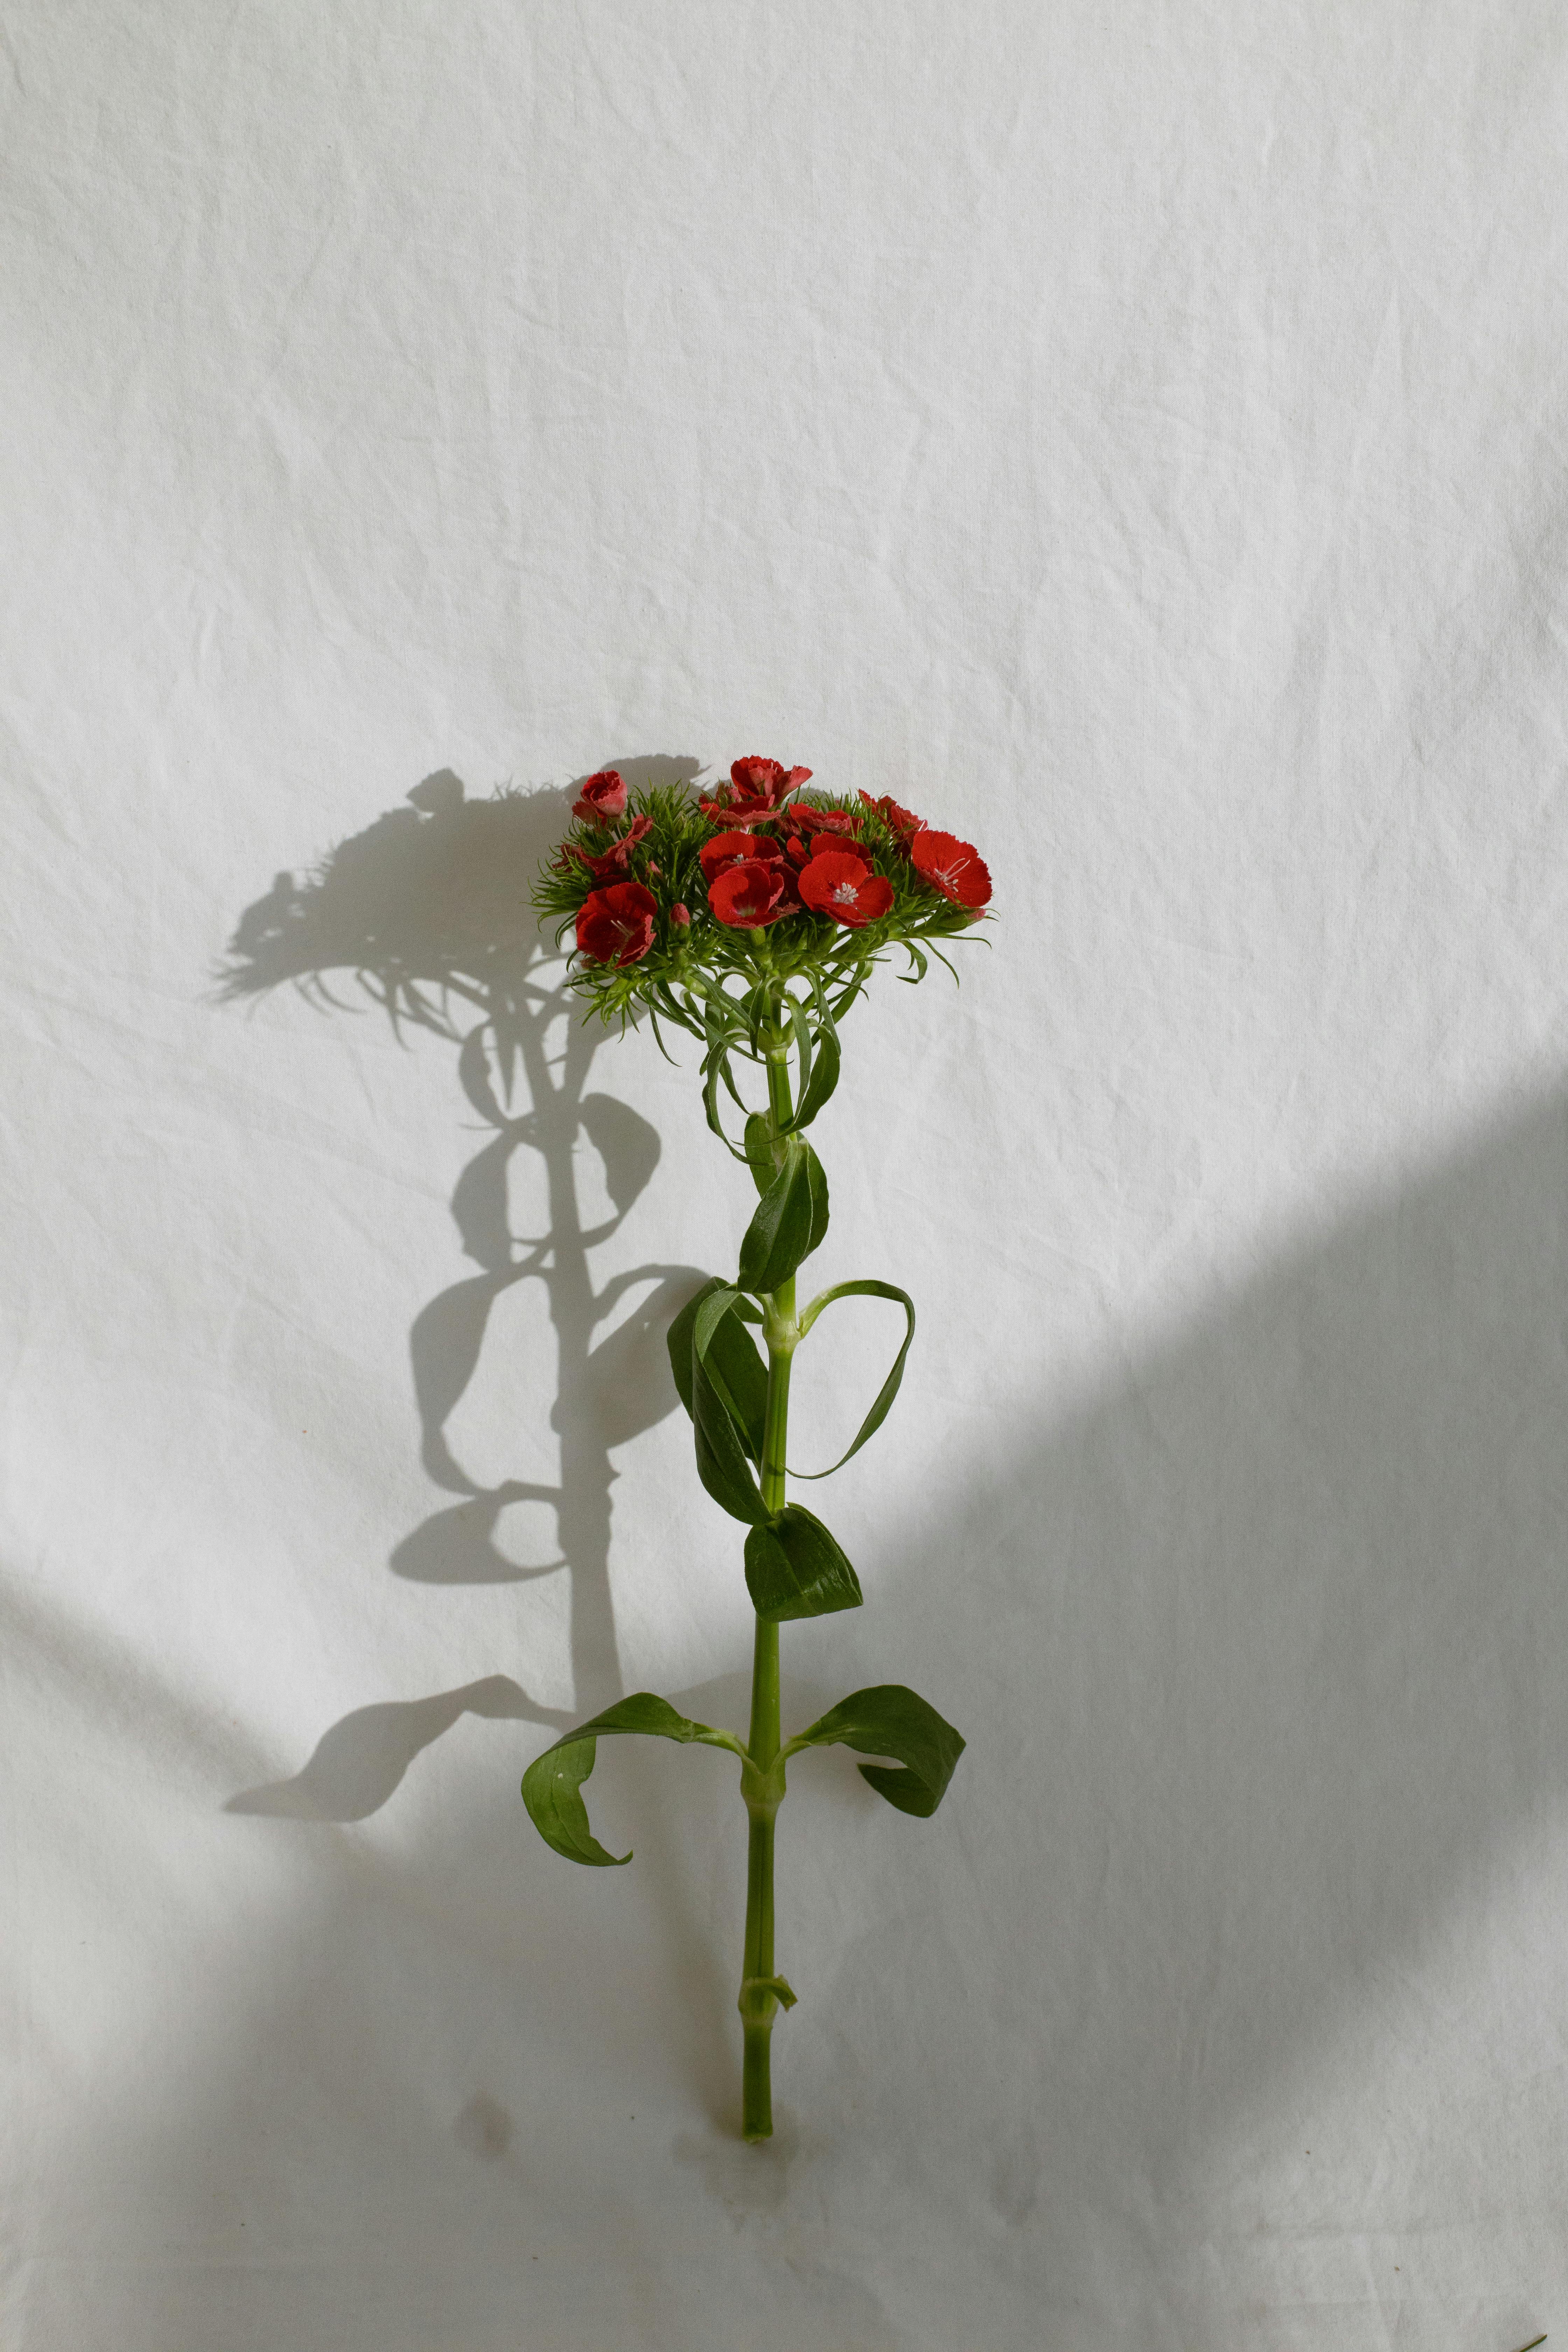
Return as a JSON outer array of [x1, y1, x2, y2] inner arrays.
[[791, 1279, 915, 1477], [784, 1683, 964, 1818], [523, 1693, 742, 1866]]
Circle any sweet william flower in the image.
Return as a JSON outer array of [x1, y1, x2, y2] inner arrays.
[[709, 858, 790, 928], [576, 880, 657, 965], [910, 828, 991, 909], [793, 805, 863, 838], [797, 849, 894, 928], [699, 756, 812, 824], [700, 830, 785, 881], [730, 756, 811, 803], [573, 769, 628, 823], [572, 812, 653, 883], [671, 903, 691, 928], [859, 789, 923, 842]]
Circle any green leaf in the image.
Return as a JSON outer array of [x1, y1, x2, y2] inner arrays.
[[790, 1280, 916, 1478], [743, 1111, 780, 1195], [744, 1504, 864, 1622], [737, 1138, 830, 1294], [784, 1684, 965, 1817], [787, 1011, 841, 1131], [523, 1693, 743, 1867], [666, 1277, 769, 1463], [691, 1284, 771, 1523], [701, 1045, 749, 1162]]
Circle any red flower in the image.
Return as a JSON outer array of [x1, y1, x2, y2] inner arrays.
[[910, 828, 991, 908], [858, 789, 923, 842], [571, 812, 653, 882], [699, 755, 813, 824], [576, 880, 657, 965], [730, 756, 811, 804], [671, 902, 691, 928], [708, 859, 791, 928], [699, 829, 784, 881], [572, 769, 629, 824], [792, 805, 862, 838], [797, 849, 894, 928]]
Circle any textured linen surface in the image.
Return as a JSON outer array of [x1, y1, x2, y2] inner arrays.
[[4, 5, 1568, 2347]]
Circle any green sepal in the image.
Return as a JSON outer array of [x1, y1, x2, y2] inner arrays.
[[522, 1693, 743, 1867], [784, 1683, 965, 1817], [690, 1284, 771, 1523], [737, 1138, 830, 1295], [743, 1504, 864, 1622], [790, 1280, 916, 1479], [666, 1277, 769, 1464]]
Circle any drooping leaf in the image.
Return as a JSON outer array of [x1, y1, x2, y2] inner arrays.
[[787, 991, 813, 1110], [691, 1284, 771, 1523], [784, 1683, 965, 1817], [787, 1011, 841, 1131], [744, 1505, 864, 1622], [523, 1693, 743, 1867], [737, 1138, 830, 1294], [789, 1280, 916, 1478], [701, 1044, 749, 1162], [666, 1277, 768, 1461]]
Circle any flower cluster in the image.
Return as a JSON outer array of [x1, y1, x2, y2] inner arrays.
[[534, 757, 991, 1022]]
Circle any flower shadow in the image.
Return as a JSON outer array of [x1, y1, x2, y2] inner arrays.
[[220, 760, 708, 1818]]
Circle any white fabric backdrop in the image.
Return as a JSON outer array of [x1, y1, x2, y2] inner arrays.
[[4, 3, 1568, 2345]]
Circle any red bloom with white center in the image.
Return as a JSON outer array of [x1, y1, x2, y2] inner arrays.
[[576, 880, 657, 965], [708, 859, 790, 928], [572, 769, 628, 824], [699, 830, 784, 881], [572, 812, 653, 883], [910, 828, 992, 909], [797, 849, 894, 928]]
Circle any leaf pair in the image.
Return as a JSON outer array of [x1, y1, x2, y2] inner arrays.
[[666, 1278, 864, 1622], [523, 1683, 965, 1866]]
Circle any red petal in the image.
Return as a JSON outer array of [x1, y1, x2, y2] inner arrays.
[[909, 829, 992, 908], [708, 859, 788, 928], [576, 880, 657, 964]]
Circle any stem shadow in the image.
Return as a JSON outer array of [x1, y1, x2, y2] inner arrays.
[[220, 761, 708, 1811]]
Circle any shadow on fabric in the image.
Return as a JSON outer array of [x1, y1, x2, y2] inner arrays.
[[54, 1085, 1568, 2350], [218, 760, 708, 1820]]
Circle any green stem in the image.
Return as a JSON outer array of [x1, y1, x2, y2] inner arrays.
[[740, 1007, 797, 2142]]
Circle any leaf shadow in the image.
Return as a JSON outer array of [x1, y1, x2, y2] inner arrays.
[[220, 759, 709, 1814]]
